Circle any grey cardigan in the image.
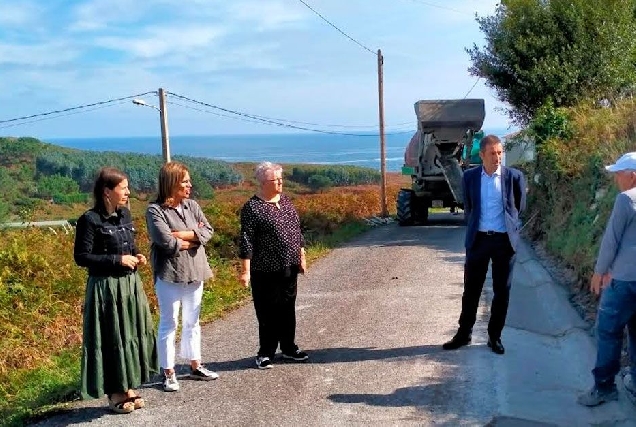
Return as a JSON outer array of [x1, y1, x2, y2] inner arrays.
[[146, 199, 214, 283]]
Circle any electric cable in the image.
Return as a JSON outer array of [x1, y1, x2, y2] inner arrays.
[[296, 0, 376, 55], [0, 91, 156, 125]]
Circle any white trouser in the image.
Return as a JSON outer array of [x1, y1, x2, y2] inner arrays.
[[155, 278, 204, 370]]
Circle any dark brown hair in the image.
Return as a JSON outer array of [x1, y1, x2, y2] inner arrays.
[[480, 134, 503, 153], [92, 167, 128, 212]]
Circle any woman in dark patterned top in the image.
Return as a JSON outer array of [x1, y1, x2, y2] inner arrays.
[[73, 167, 158, 414], [239, 161, 308, 369]]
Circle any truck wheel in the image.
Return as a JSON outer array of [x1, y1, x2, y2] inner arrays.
[[417, 199, 429, 223], [397, 190, 414, 226]]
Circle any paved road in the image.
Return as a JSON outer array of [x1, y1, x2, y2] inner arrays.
[[35, 214, 636, 426]]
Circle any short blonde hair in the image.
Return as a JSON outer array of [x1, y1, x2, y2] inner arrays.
[[255, 161, 282, 183]]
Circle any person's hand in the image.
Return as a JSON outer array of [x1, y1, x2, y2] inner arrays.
[[136, 254, 147, 266], [121, 255, 139, 269], [300, 253, 307, 275], [590, 273, 602, 295], [181, 240, 200, 250], [602, 273, 612, 289], [239, 271, 250, 288], [590, 273, 611, 295]]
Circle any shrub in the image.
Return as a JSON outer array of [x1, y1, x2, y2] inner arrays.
[[307, 175, 333, 192]]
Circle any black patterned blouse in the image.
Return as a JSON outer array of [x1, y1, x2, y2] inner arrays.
[[239, 194, 305, 273], [74, 207, 139, 277]]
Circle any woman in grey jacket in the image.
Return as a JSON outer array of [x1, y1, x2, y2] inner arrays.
[[146, 161, 217, 392]]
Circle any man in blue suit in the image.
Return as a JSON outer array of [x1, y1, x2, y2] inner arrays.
[[443, 134, 526, 355]]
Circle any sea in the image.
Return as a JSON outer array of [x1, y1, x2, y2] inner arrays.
[[46, 129, 511, 172]]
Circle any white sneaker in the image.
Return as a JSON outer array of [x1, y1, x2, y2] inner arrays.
[[163, 372, 180, 392], [190, 366, 219, 381]]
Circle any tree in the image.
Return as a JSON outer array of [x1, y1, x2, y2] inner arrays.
[[467, 0, 636, 124], [307, 175, 333, 192], [36, 174, 80, 199]]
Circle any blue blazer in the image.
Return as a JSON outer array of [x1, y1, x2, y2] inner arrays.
[[462, 165, 527, 252]]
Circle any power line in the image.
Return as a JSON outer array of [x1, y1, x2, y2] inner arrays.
[[167, 100, 272, 127], [167, 91, 414, 136], [240, 111, 412, 129], [402, 0, 471, 15], [169, 100, 413, 129], [0, 91, 156, 125], [0, 89, 415, 135], [179, 101, 412, 129], [463, 78, 480, 99], [296, 0, 376, 55], [0, 100, 130, 130]]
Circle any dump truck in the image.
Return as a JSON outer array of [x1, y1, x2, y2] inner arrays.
[[397, 99, 485, 225]]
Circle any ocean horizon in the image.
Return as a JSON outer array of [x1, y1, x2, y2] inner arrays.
[[46, 128, 512, 172]]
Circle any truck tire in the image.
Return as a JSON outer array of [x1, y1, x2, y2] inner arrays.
[[416, 198, 429, 223], [397, 189, 414, 226]]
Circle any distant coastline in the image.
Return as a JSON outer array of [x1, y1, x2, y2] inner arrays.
[[46, 129, 512, 172]]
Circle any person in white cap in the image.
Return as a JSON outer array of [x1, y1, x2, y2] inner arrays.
[[578, 152, 636, 407]]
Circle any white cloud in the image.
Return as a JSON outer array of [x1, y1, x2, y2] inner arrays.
[[94, 26, 225, 59], [69, 0, 148, 31], [0, 0, 512, 137], [0, 41, 79, 66], [226, 1, 308, 31], [0, 1, 41, 26]]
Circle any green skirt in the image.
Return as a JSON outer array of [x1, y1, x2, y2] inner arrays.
[[81, 272, 159, 399]]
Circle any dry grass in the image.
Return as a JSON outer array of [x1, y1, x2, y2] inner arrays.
[[0, 171, 406, 424], [527, 98, 636, 287]]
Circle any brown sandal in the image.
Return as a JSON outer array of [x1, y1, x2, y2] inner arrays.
[[108, 398, 135, 414], [126, 395, 145, 409]]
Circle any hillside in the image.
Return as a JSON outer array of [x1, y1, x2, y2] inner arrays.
[[0, 137, 382, 223]]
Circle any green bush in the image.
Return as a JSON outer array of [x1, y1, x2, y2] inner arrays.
[[51, 193, 90, 205], [307, 175, 333, 192], [288, 165, 380, 187], [528, 101, 574, 145]]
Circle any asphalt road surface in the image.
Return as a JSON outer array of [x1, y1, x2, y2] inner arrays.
[[34, 213, 636, 426]]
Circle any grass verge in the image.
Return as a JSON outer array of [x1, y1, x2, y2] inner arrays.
[[1, 219, 372, 427]]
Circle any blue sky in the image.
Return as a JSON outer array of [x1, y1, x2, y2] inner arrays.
[[0, 0, 511, 139]]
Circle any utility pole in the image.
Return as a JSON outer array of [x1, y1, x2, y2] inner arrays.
[[158, 88, 171, 163], [377, 49, 388, 217]]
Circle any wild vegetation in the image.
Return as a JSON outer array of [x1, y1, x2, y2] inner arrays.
[[468, 0, 636, 125], [0, 140, 405, 426], [0, 138, 382, 225], [469, 1, 636, 298]]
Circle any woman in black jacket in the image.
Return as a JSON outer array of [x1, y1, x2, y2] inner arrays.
[[74, 167, 158, 414]]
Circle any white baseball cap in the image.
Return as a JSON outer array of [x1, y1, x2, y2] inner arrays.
[[605, 152, 636, 172]]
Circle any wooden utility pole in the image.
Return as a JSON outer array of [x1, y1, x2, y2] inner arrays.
[[377, 49, 388, 217], [158, 87, 171, 163]]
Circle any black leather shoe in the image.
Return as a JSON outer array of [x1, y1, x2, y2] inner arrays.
[[442, 333, 472, 350], [487, 338, 505, 355]]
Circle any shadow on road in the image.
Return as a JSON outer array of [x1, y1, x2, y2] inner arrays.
[[208, 345, 445, 373], [327, 381, 490, 426], [329, 382, 457, 407]]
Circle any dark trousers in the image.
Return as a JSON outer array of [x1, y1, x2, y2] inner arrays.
[[251, 267, 299, 358], [458, 233, 516, 340]]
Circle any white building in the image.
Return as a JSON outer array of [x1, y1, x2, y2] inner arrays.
[[503, 131, 535, 166]]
